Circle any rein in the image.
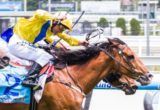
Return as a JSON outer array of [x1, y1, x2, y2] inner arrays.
[[65, 63, 86, 96], [53, 63, 86, 96]]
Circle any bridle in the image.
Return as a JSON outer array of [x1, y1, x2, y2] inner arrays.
[[85, 28, 143, 80], [99, 44, 142, 80]]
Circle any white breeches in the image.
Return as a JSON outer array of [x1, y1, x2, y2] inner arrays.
[[8, 34, 53, 67]]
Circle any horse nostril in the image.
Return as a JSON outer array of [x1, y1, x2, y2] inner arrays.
[[148, 74, 153, 78]]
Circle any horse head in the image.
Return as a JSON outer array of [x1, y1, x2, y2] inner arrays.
[[99, 38, 153, 85], [103, 72, 137, 95]]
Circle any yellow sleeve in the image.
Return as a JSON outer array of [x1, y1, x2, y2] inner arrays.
[[33, 9, 56, 21], [57, 33, 79, 46], [45, 37, 53, 44]]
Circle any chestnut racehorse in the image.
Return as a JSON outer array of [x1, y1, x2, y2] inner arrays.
[[103, 73, 137, 95], [0, 38, 153, 110]]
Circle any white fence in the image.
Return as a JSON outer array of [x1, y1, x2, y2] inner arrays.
[[140, 56, 160, 66]]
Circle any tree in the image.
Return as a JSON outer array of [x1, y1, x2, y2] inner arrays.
[[130, 18, 141, 35], [116, 18, 127, 35], [97, 17, 108, 28], [27, 0, 39, 11]]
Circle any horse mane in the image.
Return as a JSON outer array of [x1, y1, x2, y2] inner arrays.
[[55, 38, 125, 65], [55, 46, 101, 65]]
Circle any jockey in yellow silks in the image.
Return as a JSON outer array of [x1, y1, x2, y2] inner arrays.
[[7, 9, 88, 88]]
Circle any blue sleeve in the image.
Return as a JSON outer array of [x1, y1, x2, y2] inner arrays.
[[1, 27, 13, 42]]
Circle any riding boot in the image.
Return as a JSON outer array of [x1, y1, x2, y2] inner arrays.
[[22, 62, 42, 88]]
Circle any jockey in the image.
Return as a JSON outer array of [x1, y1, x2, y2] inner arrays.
[[5, 9, 88, 88]]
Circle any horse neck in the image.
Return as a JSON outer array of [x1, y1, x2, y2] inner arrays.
[[70, 51, 114, 94]]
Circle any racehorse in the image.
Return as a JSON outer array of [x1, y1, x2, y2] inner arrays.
[[0, 38, 153, 110], [103, 72, 137, 95]]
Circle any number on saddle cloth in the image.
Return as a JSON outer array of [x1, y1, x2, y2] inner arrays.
[[1, 27, 13, 42]]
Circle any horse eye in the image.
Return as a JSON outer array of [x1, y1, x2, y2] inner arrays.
[[127, 55, 134, 61]]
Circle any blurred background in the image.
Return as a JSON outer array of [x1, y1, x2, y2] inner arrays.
[[0, 0, 160, 110], [0, 0, 159, 73], [1, 0, 160, 36]]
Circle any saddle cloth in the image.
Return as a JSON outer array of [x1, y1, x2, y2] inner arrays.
[[0, 63, 53, 104], [0, 65, 31, 104]]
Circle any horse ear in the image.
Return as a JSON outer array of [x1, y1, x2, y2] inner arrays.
[[108, 38, 119, 46], [108, 38, 113, 44]]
